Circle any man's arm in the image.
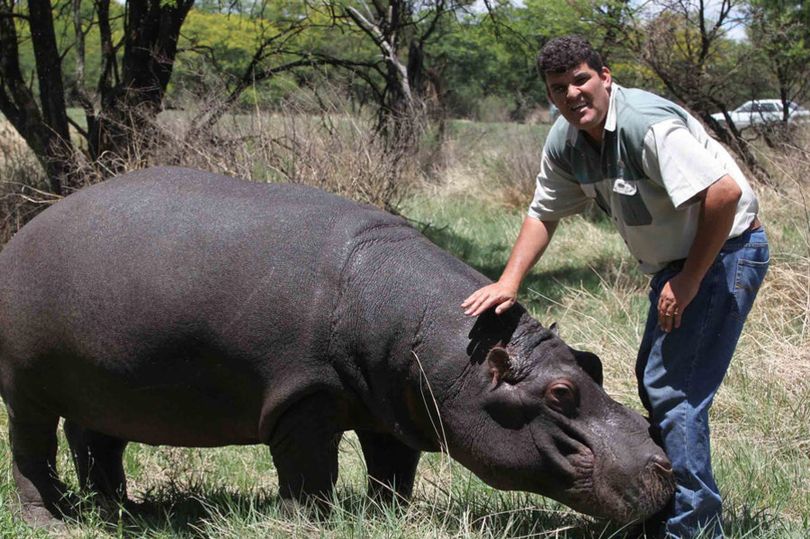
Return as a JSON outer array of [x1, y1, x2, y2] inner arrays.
[[658, 174, 742, 332], [461, 216, 558, 316]]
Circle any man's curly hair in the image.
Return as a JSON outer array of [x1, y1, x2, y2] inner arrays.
[[537, 36, 604, 81]]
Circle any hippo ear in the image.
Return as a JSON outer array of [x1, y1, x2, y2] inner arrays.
[[549, 322, 559, 335], [571, 347, 603, 386], [486, 347, 512, 387]]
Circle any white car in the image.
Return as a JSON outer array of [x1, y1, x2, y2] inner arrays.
[[711, 99, 810, 129]]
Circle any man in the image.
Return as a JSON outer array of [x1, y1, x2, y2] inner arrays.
[[462, 36, 769, 538]]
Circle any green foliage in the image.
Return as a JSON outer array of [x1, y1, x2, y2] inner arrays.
[[430, 1, 604, 120], [430, 13, 531, 118], [8, 0, 810, 129], [12, 0, 798, 123], [521, 0, 593, 40], [171, 9, 260, 104], [180, 10, 261, 78], [748, 0, 810, 104], [19, 0, 128, 102]]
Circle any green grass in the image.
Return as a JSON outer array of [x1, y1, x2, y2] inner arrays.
[[0, 117, 808, 537]]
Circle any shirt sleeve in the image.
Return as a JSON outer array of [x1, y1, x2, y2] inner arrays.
[[528, 150, 591, 220], [642, 118, 728, 209]]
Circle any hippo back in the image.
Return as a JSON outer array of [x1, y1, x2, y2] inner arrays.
[[0, 167, 452, 445]]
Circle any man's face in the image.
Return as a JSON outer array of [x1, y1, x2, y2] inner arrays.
[[546, 62, 612, 141]]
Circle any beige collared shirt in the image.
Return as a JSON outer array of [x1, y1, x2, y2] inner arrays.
[[529, 85, 758, 273]]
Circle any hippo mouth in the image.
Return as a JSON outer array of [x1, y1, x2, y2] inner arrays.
[[531, 421, 675, 523], [613, 455, 676, 521], [566, 452, 675, 522]]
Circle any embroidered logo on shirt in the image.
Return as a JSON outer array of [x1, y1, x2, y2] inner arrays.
[[612, 178, 637, 196]]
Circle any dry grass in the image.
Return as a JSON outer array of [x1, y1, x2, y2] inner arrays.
[[0, 87, 424, 245], [0, 147, 56, 246], [421, 121, 547, 210], [156, 86, 424, 211], [484, 129, 544, 210]]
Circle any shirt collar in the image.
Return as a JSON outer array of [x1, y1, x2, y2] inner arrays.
[[604, 83, 619, 132]]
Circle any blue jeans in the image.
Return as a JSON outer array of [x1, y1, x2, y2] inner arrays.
[[635, 226, 769, 539]]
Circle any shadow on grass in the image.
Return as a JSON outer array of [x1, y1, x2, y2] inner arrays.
[[70, 485, 281, 536], [419, 220, 633, 312], [71, 487, 610, 538], [59, 484, 795, 539]]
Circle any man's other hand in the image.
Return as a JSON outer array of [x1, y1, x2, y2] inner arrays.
[[657, 273, 700, 333], [462, 282, 518, 316]]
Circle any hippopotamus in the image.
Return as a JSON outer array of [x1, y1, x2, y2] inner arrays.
[[0, 167, 674, 528]]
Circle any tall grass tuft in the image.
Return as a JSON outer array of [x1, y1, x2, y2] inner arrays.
[[0, 146, 56, 246], [482, 126, 544, 210]]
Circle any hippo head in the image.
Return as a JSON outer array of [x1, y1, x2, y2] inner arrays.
[[440, 308, 675, 523]]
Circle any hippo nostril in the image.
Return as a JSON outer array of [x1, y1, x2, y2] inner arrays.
[[649, 454, 673, 475]]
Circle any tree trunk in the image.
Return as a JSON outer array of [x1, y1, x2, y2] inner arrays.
[[1, 0, 196, 192], [92, 0, 194, 163], [0, 0, 75, 194], [28, 0, 74, 193]]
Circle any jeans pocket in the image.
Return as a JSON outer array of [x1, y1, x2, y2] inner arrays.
[[733, 255, 769, 321]]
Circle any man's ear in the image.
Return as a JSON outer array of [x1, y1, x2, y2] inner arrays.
[[486, 347, 511, 387], [601, 66, 612, 89]]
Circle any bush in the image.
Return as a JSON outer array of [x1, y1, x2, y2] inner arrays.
[[1, 85, 427, 245], [0, 134, 57, 246]]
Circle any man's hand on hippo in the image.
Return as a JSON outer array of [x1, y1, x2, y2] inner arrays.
[[462, 281, 518, 316], [462, 217, 558, 317]]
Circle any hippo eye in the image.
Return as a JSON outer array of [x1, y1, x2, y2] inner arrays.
[[545, 380, 578, 416]]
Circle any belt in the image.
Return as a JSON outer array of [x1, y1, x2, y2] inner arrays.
[[662, 216, 762, 273]]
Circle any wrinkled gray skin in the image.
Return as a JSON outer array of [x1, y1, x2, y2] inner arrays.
[[0, 167, 674, 528]]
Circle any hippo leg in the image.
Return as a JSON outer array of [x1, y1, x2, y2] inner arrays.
[[268, 394, 343, 508], [8, 413, 69, 528], [356, 430, 420, 503], [63, 420, 128, 501]]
